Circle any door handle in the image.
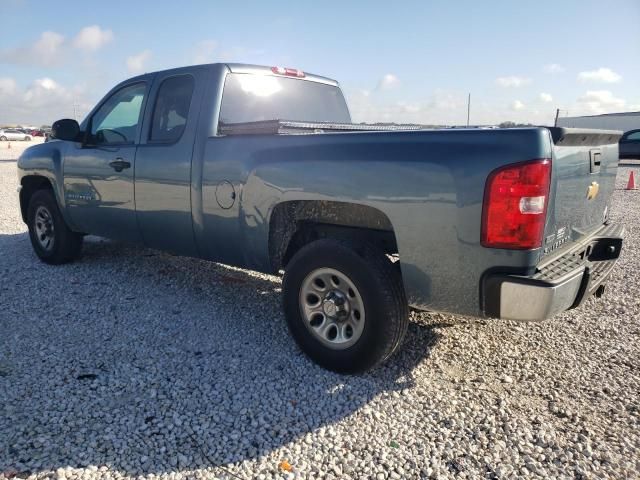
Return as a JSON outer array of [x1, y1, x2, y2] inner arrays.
[[108, 158, 131, 172]]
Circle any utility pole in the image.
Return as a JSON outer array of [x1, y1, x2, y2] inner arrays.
[[554, 108, 560, 127], [72, 97, 79, 121], [467, 93, 471, 126]]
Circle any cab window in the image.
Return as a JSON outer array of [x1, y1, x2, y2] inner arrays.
[[149, 75, 194, 143], [90, 83, 146, 145]]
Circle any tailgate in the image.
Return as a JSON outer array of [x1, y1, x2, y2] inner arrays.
[[543, 127, 622, 257]]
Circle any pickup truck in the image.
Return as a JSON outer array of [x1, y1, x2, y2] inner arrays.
[[17, 63, 624, 373]]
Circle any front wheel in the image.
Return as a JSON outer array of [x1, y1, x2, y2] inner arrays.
[[24, 136, 31, 141], [27, 189, 83, 264], [0, 136, 7, 141], [283, 239, 408, 373]]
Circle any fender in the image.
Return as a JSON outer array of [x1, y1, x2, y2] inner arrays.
[[17, 140, 78, 230]]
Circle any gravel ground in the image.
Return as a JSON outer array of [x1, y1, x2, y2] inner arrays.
[[0, 148, 638, 479]]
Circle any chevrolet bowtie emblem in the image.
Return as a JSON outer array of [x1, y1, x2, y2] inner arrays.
[[587, 181, 600, 200]]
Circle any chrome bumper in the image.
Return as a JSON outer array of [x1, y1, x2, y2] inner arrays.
[[482, 223, 624, 321]]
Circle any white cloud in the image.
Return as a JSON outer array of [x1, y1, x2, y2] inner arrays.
[[193, 40, 217, 64], [544, 64, 565, 74], [396, 101, 421, 113], [346, 86, 556, 126], [376, 74, 399, 90], [539, 93, 553, 103], [576, 90, 625, 114], [0, 77, 18, 96], [72, 25, 114, 52], [0, 31, 65, 66], [23, 78, 62, 103], [0, 26, 113, 67], [34, 31, 66, 61], [0, 77, 93, 125], [577, 68, 621, 83], [36, 78, 58, 91], [126, 50, 152, 74], [496, 76, 532, 88], [347, 88, 471, 125]]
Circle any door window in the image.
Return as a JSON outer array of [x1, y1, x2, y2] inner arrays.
[[90, 83, 146, 145], [149, 75, 195, 143]]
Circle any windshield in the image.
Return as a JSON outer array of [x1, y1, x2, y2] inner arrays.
[[219, 73, 351, 125]]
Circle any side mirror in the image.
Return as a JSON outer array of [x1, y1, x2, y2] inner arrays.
[[51, 119, 81, 141]]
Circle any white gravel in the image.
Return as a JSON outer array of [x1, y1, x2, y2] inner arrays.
[[0, 147, 638, 479]]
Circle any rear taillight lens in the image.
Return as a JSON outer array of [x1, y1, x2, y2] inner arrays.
[[481, 159, 551, 249]]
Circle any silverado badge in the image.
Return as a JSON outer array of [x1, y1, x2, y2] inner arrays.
[[587, 181, 599, 200]]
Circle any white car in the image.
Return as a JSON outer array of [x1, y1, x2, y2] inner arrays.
[[0, 129, 31, 141]]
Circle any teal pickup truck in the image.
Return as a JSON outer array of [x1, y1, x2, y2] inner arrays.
[[17, 63, 624, 372]]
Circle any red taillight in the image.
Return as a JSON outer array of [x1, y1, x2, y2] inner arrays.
[[271, 66, 305, 78], [481, 159, 551, 249]]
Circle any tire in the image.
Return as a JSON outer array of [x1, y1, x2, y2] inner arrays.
[[24, 136, 31, 141], [27, 189, 83, 264], [0, 136, 7, 141], [283, 239, 408, 373]]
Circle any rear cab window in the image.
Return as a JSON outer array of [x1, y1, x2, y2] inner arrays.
[[219, 73, 351, 127], [149, 75, 195, 143]]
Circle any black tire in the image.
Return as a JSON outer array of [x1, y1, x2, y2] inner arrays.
[[24, 136, 31, 141], [0, 136, 7, 141], [283, 239, 408, 373], [27, 189, 83, 264]]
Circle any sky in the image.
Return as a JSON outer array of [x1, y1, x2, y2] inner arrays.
[[0, 0, 639, 126]]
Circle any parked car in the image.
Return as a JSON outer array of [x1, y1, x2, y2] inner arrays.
[[0, 128, 31, 141], [619, 129, 640, 160], [29, 129, 45, 137], [16, 63, 624, 372]]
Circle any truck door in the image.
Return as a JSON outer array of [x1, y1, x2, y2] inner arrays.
[[134, 71, 205, 256], [63, 81, 148, 242]]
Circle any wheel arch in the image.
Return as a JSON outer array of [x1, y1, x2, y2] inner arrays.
[[19, 175, 55, 223], [268, 200, 399, 271]]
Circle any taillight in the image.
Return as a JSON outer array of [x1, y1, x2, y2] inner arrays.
[[271, 66, 305, 78], [481, 159, 551, 249]]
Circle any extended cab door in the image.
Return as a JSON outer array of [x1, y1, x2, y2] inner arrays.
[[63, 81, 149, 242], [134, 69, 207, 256]]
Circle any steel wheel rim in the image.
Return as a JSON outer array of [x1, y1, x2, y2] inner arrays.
[[34, 205, 55, 252], [299, 267, 365, 350]]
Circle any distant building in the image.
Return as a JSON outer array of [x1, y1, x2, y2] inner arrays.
[[556, 111, 640, 133]]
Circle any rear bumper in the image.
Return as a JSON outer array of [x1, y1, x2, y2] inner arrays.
[[482, 223, 624, 321]]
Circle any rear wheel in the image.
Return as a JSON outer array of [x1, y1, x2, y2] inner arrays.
[[24, 136, 31, 141], [283, 239, 408, 373], [27, 189, 83, 264], [0, 136, 7, 141]]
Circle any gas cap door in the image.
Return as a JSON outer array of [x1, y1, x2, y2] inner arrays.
[[215, 180, 236, 209]]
